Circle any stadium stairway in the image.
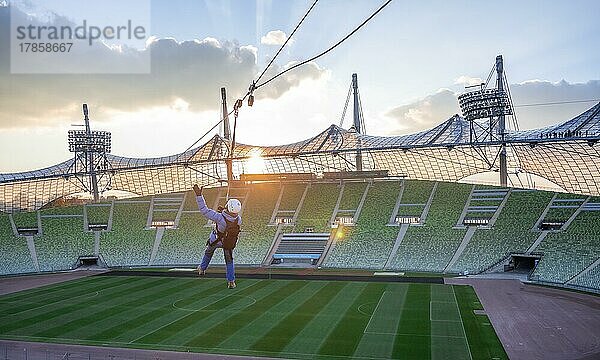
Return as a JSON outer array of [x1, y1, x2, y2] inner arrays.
[[270, 232, 331, 266]]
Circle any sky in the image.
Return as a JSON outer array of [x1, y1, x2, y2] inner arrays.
[[0, 0, 599, 173]]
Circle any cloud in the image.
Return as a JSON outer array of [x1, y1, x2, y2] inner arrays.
[[454, 75, 482, 86], [255, 61, 326, 100], [384, 89, 460, 134], [0, 7, 325, 129], [260, 30, 289, 46], [508, 79, 600, 129], [384, 80, 600, 134]]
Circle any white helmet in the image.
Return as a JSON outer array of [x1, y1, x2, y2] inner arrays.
[[226, 198, 242, 214]]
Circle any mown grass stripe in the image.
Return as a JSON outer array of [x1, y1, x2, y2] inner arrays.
[[89, 280, 228, 341], [183, 280, 310, 349], [19, 279, 166, 337], [353, 283, 409, 359], [0, 275, 109, 302], [391, 283, 431, 359], [217, 281, 327, 351], [453, 285, 508, 360], [34, 277, 200, 339], [317, 282, 386, 357], [154, 280, 288, 347], [0, 276, 139, 332], [282, 282, 367, 355], [133, 280, 272, 345], [0, 277, 148, 334], [0, 276, 119, 316], [250, 281, 346, 353]]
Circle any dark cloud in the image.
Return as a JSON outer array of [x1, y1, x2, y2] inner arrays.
[[0, 6, 326, 129], [385, 80, 600, 134]]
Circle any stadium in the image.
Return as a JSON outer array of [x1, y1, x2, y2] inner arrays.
[[1, 55, 599, 359], [1, 2, 600, 360]]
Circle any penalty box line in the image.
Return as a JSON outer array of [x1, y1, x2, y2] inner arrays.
[[363, 291, 387, 334]]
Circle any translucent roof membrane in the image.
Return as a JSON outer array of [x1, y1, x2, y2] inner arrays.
[[1, 103, 599, 212]]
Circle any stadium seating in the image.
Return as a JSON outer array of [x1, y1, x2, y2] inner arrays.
[[449, 190, 553, 273], [11, 211, 39, 230], [152, 188, 218, 265], [569, 263, 600, 291], [390, 182, 471, 272], [0, 214, 35, 274], [338, 182, 367, 211], [234, 183, 279, 264], [100, 202, 154, 266], [35, 216, 94, 272], [152, 213, 209, 265], [396, 180, 435, 218], [41, 205, 83, 216], [294, 183, 339, 233], [532, 209, 600, 284], [278, 183, 306, 212], [1, 180, 599, 294], [86, 203, 111, 226], [324, 181, 401, 269]]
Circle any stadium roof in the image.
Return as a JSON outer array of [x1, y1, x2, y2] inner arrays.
[[1, 103, 599, 212]]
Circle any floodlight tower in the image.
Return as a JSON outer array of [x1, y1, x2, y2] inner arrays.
[[458, 55, 513, 187], [221, 88, 234, 183], [221, 87, 231, 141], [496, 55, 508, 187], [352, 73, 363, 171], [67, 104, 112, 202]]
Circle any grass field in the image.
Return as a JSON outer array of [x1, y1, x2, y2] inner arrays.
[[0, 275, 507, 359]]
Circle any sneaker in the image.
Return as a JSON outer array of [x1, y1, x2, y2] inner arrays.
[[227, 280, 236, 289], [197, 267, 206, 276]]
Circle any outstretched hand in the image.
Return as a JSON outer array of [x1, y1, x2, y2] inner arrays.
[[193, 184, 203, 196]]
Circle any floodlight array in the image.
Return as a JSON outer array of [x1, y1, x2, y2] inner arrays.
[[458, 89, 513, 121], [68, 130, 111, 153]]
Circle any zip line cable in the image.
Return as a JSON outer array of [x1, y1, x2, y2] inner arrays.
[[254, 0, 320, 86], [513, 99, 600, 108], [254, 0, 394, 90]]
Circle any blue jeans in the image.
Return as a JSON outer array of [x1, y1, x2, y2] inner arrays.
[[200, 240, 235, 281]]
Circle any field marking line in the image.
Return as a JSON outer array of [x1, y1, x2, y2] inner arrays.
[[363, 290, 386, 334], [364, 331, 466, 339], [128, 281, 262, 344], [429, 300, 462, 322], [4, 286, 111, 317], [0, 291, 100, 307], [3, 333, 395, 360], [356, 302, 377, 316], [451, 286, 473, 360]]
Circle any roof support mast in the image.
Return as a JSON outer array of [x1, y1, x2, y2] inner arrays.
[[352, 73, 363, 171], [222, 88, 233, 183], [83, 104, 100, 202], [222, 88, 231, 141], [496, 55, 508, 187]]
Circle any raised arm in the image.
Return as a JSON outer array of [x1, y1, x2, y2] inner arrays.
[[193, 184, 221, 222], [196, 195, 221, 222]]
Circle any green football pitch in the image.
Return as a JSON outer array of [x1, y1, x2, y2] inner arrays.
[[0, 275, 507, 359]]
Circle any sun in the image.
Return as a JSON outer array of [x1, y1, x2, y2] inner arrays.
[[245, 148, 265, 174]]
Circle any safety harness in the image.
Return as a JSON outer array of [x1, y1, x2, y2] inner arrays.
[[213, 213, 241, 250]]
